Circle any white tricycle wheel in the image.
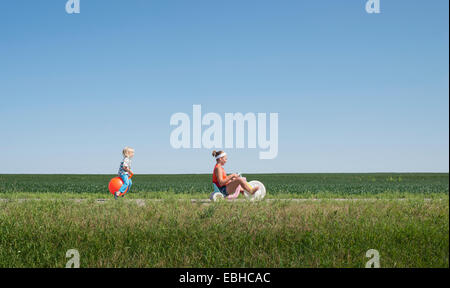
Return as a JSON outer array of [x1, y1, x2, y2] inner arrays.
[[244, 180, 266, 201], [210, 192, 225, 202]]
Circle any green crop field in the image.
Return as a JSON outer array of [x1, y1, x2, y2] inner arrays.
[[0, 173, 448, 268], [0, 173, 448, 199]]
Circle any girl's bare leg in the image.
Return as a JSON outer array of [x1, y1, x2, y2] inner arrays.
[[227, 177, 259, 195], [226, 179, 241, 195]]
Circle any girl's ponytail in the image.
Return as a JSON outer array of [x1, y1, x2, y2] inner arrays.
[[212, 150, 224, 158]]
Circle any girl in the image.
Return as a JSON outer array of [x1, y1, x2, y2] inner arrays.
[[115, 146, 135, 200], [212, 150, 259, 196]]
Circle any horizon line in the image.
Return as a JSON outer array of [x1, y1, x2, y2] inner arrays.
[[0, 172, 448, 175]]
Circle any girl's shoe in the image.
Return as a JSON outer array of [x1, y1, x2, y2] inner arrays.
[[114, 191, 120, 200]]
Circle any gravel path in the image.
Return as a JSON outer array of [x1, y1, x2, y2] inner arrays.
[[0, 197, 441, 207]]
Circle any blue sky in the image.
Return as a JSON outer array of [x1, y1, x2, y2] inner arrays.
[[0, 0, 448, 174]]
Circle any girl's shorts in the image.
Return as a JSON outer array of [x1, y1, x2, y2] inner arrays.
[[218, 185, 227, 196]]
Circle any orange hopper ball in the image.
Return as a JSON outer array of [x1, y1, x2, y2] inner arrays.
[[108, 177, 128, 196]]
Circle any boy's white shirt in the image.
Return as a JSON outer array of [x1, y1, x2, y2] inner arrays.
[[119, 157, 132, 175]]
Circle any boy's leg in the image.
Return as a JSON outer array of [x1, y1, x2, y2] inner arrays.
[[119, 174, 130, 194], [122, 179, 132, 197]]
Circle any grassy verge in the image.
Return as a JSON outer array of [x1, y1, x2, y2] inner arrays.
[[0, 198, 448, 268]]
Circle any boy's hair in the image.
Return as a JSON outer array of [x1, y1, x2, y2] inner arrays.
[[122, 146, 135, 157]]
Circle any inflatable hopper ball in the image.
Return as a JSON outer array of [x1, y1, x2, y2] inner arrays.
[[108, 173, 133, 196]]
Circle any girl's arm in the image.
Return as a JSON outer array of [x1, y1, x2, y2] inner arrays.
[[215, 167, 237, 187]]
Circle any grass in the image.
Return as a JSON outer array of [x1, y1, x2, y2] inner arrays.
[[0, 198, 447, 268], [0, 173, 448, 268]]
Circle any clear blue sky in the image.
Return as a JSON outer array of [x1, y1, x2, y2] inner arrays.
[[0, 0, 448, 174]]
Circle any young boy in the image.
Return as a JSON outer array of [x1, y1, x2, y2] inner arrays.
[[116, 146, 134, 200]]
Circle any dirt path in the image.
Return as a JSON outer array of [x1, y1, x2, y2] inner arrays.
[[0, 197, 441, 207]]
